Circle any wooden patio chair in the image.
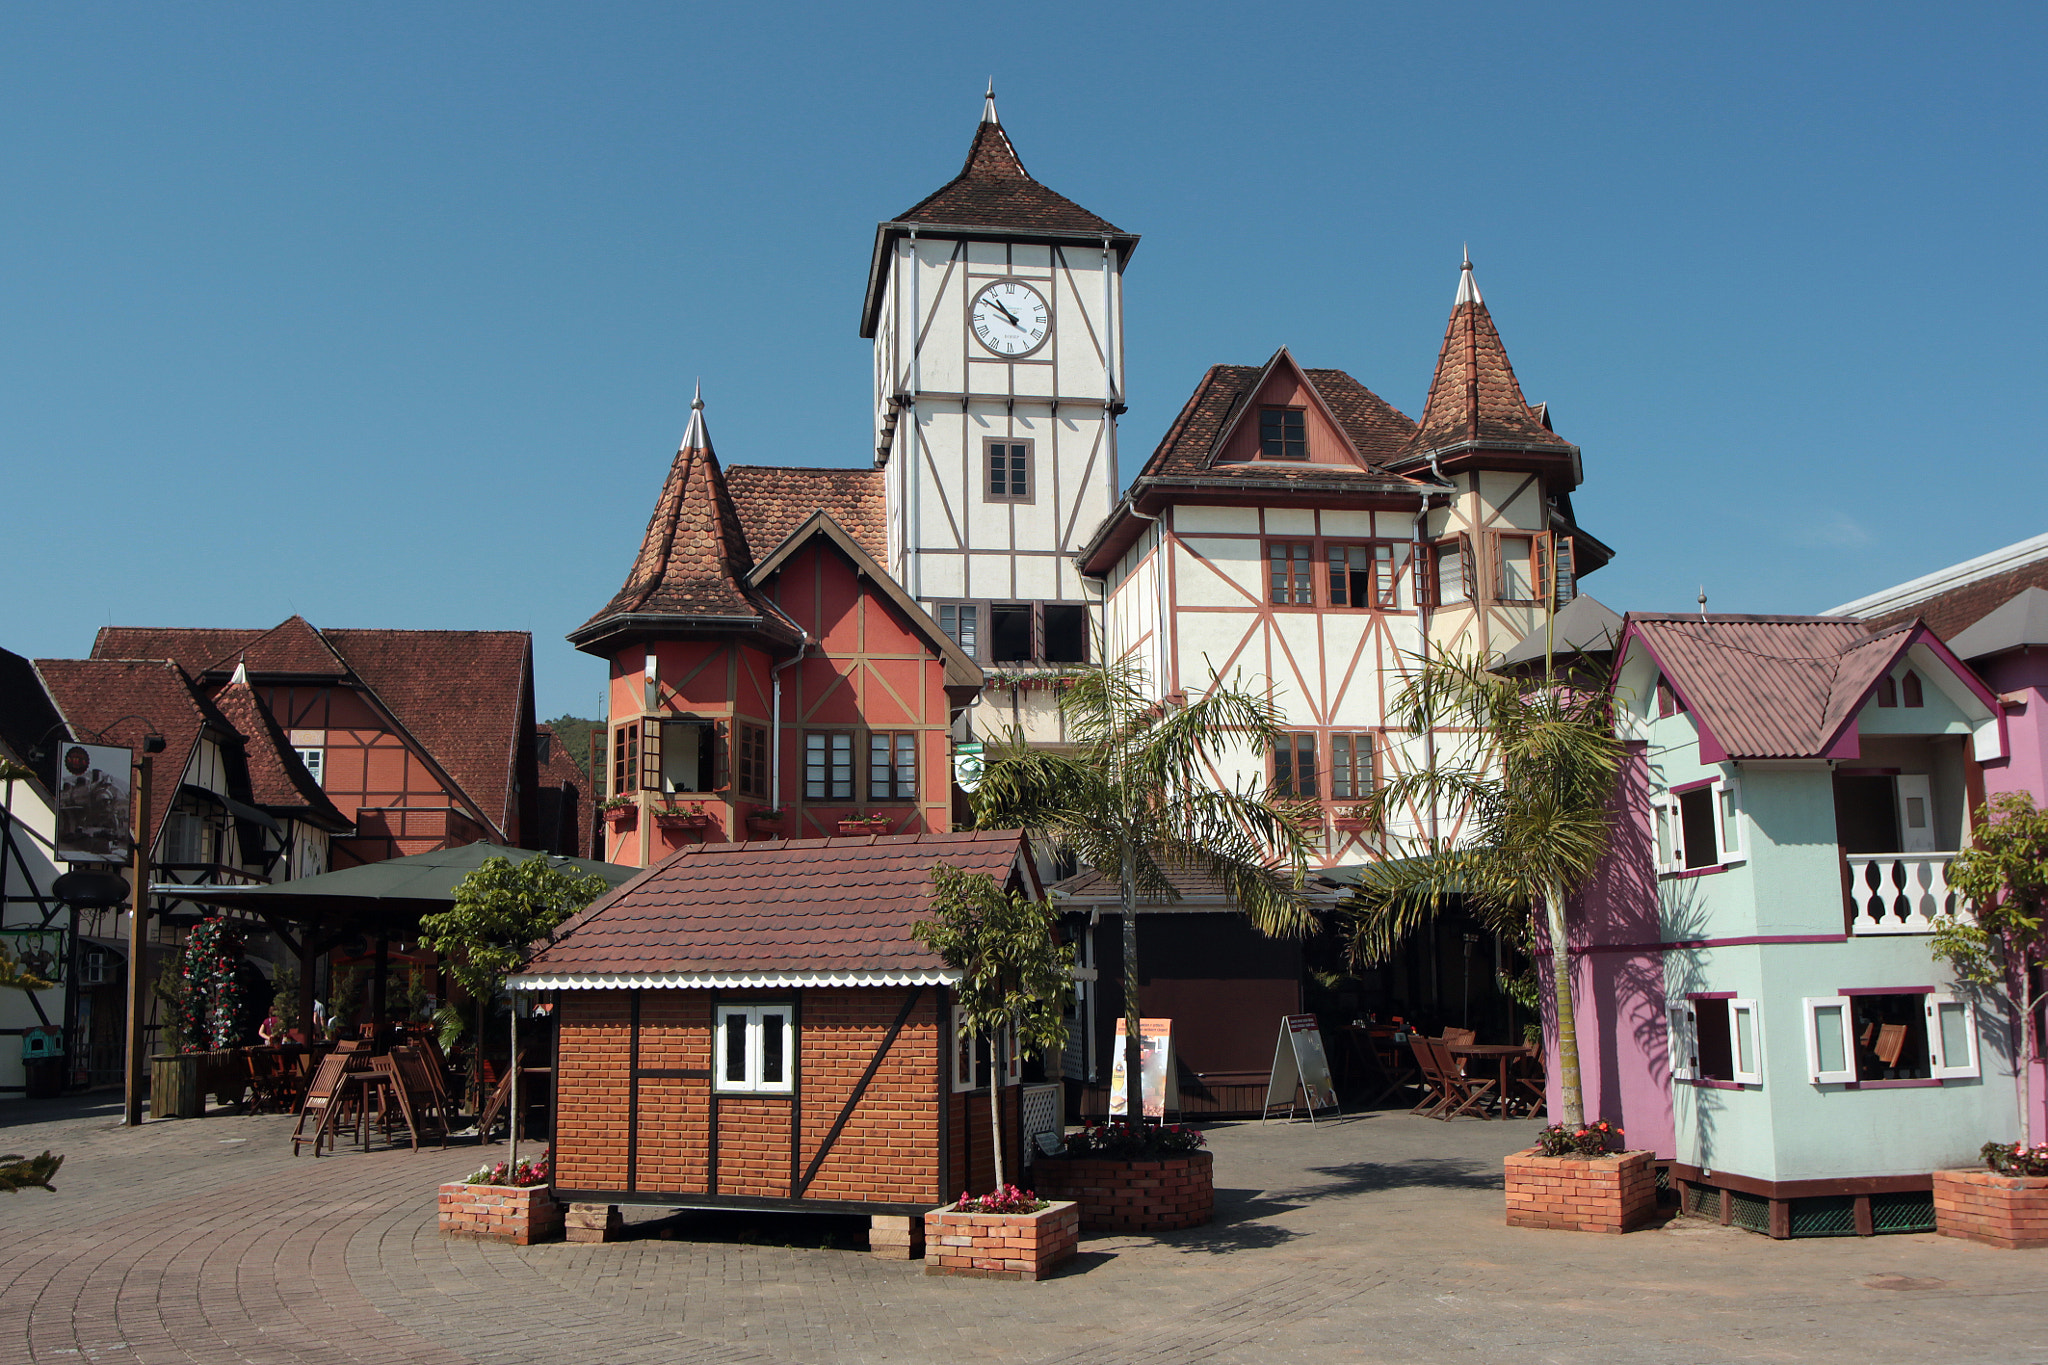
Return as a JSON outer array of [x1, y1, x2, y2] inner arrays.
[[1507, 1047, 1547, 1120], [244, 1051, 296, 1114], [1873, 1023, 1909, 1074], [367, 1056, 422, 1152], [1440, 1027, 1477, 1048], [290, 1050, 362, 1158], [1428, 1040, 1498, 1119], [387, 1044, 449, 1146], [1407, 1037, 1455, 1117], [475, 1060, 517, 1141], [411, 1031, 456, 1117]]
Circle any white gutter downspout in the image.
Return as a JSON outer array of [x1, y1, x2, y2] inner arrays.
[[763, 600, 810, 811], [906, 229, 921, 599]]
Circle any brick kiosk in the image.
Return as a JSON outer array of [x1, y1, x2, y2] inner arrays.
[[513, 831, 1034, 1253]]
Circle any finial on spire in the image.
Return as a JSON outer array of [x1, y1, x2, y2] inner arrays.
[[1454, 248, 1483, 307], [982, 79, 999, 125], [1698, 586, 1709, 621], [231, 656, 249, 686], [680, 380, 710, 452]]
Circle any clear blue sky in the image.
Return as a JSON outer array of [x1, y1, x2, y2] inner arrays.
[[6, 3, 2042, 720]]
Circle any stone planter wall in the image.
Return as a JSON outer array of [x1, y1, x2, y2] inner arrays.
[[1505, 1148, 1658, 1234], [924, 1200, 1079, 1280], [1933, 1168, 2048, 1249], [437, 1183, 563, 1245], [1032, 1150, 1213, 1232]]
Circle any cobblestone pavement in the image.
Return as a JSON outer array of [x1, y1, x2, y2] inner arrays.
[[4, 1093, 2046, 1365]]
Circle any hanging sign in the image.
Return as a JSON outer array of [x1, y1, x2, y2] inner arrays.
[[1262, 1014, 1340, 1122], [952, 741, 986, 793], [55, 745, 132, 864], [1109, 1017, 1176, 1118]]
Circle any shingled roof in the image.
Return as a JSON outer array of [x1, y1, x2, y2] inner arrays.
[[1393, 259, 1576, 467], [34, 658, 216, 850], [512, 830, 1034, 986], [862, 92, 1136, 338], [1133, 352, 1423, 483], [572, 392, 792, 651], [725, 465, 886, 562], [209, 678, 351, 830], [1619, 614, 1998, 762]]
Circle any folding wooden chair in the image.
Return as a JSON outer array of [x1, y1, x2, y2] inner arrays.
[[368, 1056, 423, 1152], [291, 1050, 361, 1157], [387, 1044, 449, 1146], [1440, 1027, 1477, 1048], [475, 1061, 517, 1141], [1507, 1047, 1548, 1119], [1873, 1023, 1908, 1075], [1428, 1040, 1498, 1119], [1408, 1038, 1455, 1117]]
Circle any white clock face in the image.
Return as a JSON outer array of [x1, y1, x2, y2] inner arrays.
[[970, 280, 1051, 357]]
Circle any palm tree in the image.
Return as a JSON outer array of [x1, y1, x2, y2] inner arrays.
[[972, 659, 1318, 1115], [1347, 651, 1623, 1128]]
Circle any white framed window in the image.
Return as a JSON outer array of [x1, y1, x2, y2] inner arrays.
[[1667, 997, 1763, 1085], [295, 747, 324, 786], [1927, 993, 1980, 1080], [715, 1003, 794, 1094], [1654, 778, 1743, 873], [950, 1004, 975, 1093], [947, 1003, 1016, 1091], [1803, 997, 1857, 1084]]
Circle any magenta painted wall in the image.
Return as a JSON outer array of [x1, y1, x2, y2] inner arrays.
[[1542, 742, 1677, 1157], [1972, 650, 2048, 1141]]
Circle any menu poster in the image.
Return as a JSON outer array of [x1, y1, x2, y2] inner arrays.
[[1262, 1014, 1340, 1121], [1108, 1017, 1176, 1118]]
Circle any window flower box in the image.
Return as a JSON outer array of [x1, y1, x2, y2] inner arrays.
[[837, 816, 892, 836], [1933, 1167, 2048, 1249], [745, 809, 788, 835], [601, 800, 637, 831], [1330, 815, 1372, 833], [1504, 1147, 1659, 1233], [924, 1198, 1079, 1281], [652, 808, 713, 831], [438, 1182, 562, 1245]]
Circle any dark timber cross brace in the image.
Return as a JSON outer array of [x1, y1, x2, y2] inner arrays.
[[794, 985, 924, 1198]]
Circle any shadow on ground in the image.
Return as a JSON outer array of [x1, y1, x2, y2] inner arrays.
[[622, 1205, 875, 1251]]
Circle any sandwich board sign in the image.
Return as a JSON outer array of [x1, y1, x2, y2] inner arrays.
[[1262, 1014, 1339, 1122], [1108, 1017, 1177, 1118]]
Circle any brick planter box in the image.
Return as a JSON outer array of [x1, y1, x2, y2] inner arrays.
[[437, 1183, 563, 1246], [1505, 1148, 1658, 1234], [1933, 1168, 2048, 1249], [924, 1200, 1079, 1281], [1031, 1150, 1213, 1232]]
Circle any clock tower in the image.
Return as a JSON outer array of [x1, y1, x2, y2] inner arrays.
[[861, 89, 1137, 729]]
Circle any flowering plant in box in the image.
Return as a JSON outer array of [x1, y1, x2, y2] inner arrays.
[[599, 795, 634, 813], [1535, 1120, 1623, 1157], [1981, 1140, 2048, 1177], [1063, 1119, 1206, 1159], [952, 1183, 1046, 1214], [463, 1154, 550, 1187]]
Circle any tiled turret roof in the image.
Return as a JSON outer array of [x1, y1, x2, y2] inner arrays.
[[1395, 257, 1575, 464]]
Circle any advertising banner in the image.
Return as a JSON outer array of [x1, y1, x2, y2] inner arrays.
[[55, 744, 132, 864], [1262, 1014, 1340, 1121], [1108, 1016, 1176, 1118]]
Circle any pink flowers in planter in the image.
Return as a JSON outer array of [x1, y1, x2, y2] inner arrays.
[[1063, 1119, 1206, 1159], [953, 1184, 1045, 1214], [1982, 1140, 2048, 1177], [463, 1153, 550, 1187], [1535, 1120, 1623, 1158]]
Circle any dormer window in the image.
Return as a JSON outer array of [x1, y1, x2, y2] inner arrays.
[[1259, 408, 1306, 459]]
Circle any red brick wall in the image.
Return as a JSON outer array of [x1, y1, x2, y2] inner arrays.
[[553, 986, 943, 1207], [948, 1084, 1022, 1198], [1933, 1168, 2048, 1248]]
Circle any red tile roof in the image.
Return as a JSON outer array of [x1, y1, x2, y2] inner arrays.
[[208, 680, 351, 829], [34, 658, 214, 850], [573, 420, 787, 646], [1623, 615, 1921, 760], [1134, 362, 1423, 484], [1396, 272, 1575, 464], [893, 116, 1125, 239], [522, 830, 1030, 979], [323, 629, 531, 837], [725, 465, 886, 562], [93, 627, 260, 669]]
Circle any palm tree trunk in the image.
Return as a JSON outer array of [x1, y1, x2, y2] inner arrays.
[[1121, 843, 1144, 1125], [1543, 882, 1585, 1127]]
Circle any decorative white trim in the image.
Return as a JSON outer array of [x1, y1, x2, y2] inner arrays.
[[1825, 530, 2048, 619], [506, 968, 959, 992]]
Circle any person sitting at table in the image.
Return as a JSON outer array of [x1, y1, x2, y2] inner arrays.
[[258, 1012, 284, 1045]]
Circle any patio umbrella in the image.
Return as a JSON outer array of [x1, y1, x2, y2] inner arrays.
[[153, 843, 640, 1032]]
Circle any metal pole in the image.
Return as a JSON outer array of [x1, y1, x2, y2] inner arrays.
[[123, 756, 152, 1126], [508, 990, 519, 1166]]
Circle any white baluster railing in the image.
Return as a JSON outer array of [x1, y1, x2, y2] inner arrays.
[[1845, 853, 1967, 934]]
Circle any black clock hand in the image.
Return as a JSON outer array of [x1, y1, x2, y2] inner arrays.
[[987, 297, 1020, 326]]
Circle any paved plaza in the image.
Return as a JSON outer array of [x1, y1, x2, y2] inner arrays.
[[2, 1094, 2044, 1365]]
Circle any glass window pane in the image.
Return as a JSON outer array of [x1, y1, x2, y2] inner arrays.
[[724, 1013, 750, 1084], [804, 733, 826, 799], [897, 734, 916, 796], [1814, 1004, 1846, 1075], [1720, 787, 1740, 854], [1500, 536, 1533, 599], [1269, 546, 1288, 604], [1331, 734, 1354, 799], [1937, 1001, 1970, 1065], [1327, 548, 1348, 606], [1735, 1008, 1755, 1075], [760, 1012, 786, 1083]]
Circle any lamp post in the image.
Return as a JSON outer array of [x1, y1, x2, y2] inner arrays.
[[123, 749, 156, 1126]]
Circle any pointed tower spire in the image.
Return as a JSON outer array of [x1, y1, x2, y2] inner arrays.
[[230, 657, 250, 686], [982, 78, 999, 124], [680, 379, 709, 453], [1393, 254, 1575, 469]]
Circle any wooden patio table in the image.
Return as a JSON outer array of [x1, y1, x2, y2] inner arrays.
[[1446, 1044, 1535, 1120]]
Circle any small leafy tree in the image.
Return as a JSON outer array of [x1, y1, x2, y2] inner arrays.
[[1933, 792, 2048, 1138], [419, 854, 608, 1108], [913, 866, 1072, 1191]]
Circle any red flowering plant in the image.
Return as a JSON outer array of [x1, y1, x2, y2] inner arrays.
[[1535, 1120, 1624, 1157], [463, 1153, 550, 1188], [952, 1184, 1046, 1214], [1062, 1119, 1206, 1160], [1981, 1140, 2048, 1177]]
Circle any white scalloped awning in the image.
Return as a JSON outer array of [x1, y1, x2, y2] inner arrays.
[[505, 968, 961, 992]]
